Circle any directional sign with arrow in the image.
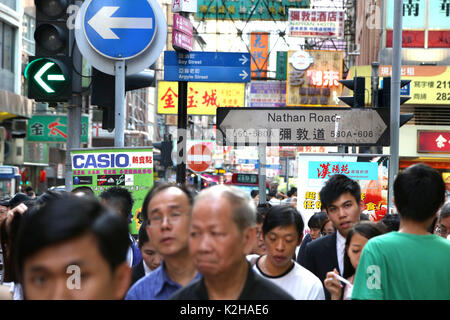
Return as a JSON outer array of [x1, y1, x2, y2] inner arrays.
[[83, 0, 157, 60], [25, 57, 72, 102], [164, 51, 251, 83], [216, 107, 390, 146]]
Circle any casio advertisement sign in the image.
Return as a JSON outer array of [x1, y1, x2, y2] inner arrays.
[[72, 153, 130, 169]]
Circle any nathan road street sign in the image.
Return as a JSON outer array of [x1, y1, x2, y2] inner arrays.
[[75, 0, 167, 75], [163, 51, 251, 82], [216, 107, 390, 147]]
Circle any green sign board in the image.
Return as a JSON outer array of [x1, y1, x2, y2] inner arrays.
[[71, 147, 154, 235], [28, 115, 89, 143], [196, 0, 309, 21]]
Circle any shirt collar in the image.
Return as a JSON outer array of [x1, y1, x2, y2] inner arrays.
[[153, 261, 180, 296], [336, 231, 346, 246]]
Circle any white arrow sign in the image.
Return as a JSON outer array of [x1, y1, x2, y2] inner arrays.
[[239, 70, 248, 80], [239, 54, 249, 65], [217, 108, 390, 146], [88, 6, 154, 40]]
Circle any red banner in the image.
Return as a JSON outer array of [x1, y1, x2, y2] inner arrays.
[[250, 32, 269, 79], [417, 130, 450, 153]]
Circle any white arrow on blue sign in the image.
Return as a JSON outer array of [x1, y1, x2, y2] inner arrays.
[[163, 51, 251, 83], [83, 0, 157, 60]]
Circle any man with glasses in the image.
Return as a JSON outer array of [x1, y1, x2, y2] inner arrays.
[[126, 184, 200, 300]]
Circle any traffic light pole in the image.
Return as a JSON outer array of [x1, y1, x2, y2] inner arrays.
[[388, 0, 403, 213], [115, 60, 126, 147], [65, 10, 83, 192], [176, 80, 188, 184]]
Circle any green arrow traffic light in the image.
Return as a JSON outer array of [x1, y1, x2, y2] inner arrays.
[[32, 61, 65, 93], [25, 57, 72, 102]]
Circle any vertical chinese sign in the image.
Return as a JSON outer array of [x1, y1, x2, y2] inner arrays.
[[297, 154, 389, 232], [71, 148, 154, 235], [250, 32, 269, 79], [286, 50, 343, 106], [157, 81, 245, 115]]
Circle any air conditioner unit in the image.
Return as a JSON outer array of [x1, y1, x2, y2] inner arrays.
[[11, 119, 27, 138], [4, 139, 24, 165]]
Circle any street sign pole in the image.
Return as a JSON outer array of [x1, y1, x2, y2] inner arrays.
[[65, 7, 83, 192], [114, 60, 126, 147], [177, 80, 188, 184], [388, 0, 403, 213], [258, 145, 266, 204]]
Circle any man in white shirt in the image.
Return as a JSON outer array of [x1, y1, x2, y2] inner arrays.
[[253, 205, 324, 300], [301, 174, 362, 299]]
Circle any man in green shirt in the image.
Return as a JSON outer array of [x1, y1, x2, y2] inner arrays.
[[352, 163, 450, 300]]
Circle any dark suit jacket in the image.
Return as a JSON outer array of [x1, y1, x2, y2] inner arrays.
[[301, 232, 354, 300], [130, 259, 145, 287]]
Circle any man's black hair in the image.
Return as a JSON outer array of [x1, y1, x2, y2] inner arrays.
[[287, 187, 297, 197], [14, 195, 129, 286], [308, 211, 327, 229], [71, 186, 95, 196], [319, 174, 361, 211], [250, 189, 259, 199], [100, 187, 134, 222], [141, 183, 195, 223], [262, 205, 304, 239], [380, 213, 400, 232], [393, 163, 445, 222], [137, 222, 149, 249]]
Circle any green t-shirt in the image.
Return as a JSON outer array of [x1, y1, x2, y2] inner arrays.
[[351, 231, 450, 300]]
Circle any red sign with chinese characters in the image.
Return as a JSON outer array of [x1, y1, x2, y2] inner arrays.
[[250, 32, 269, 79], [417, 131, 450, 153]]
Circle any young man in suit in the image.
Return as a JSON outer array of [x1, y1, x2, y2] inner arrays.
[[301, 174, 363, 299]]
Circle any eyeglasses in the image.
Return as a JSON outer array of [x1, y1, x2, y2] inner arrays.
[[435, 224, 449, 237], [148, 212, 186, 227]]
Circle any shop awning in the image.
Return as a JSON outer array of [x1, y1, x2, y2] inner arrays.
[[0, 89, 34, 121]]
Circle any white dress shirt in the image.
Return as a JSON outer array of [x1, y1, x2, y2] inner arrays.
[[336, 231, 346, 276]]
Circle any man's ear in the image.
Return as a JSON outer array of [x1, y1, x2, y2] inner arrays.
[[112, 262, 131, 300], [242, 226, 257, 255]]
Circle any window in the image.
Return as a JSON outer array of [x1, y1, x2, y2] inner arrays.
[[3, 23, 13, 72], [22, 14, 35, 55], [0, 0, 17, 11]]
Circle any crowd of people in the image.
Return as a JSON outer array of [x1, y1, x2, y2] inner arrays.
[[0, 162, 449, 300]]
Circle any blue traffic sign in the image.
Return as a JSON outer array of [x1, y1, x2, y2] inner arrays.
[[83, 0, 157, 60], [163, 51, 251, 82]]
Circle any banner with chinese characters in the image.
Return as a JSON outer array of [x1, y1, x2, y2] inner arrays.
[[286, 50, 343, 106], [157, 81, 245, 115], [250, 32, 269, 79], [417, 130, 450, 153], [28, 115, 89, 143], [196, 0, 309, 21], [386, 0, 450, 48], [296, 154, 389, 231], [288, 9, 345, 38], [71, 148, 154, 235], [347, 65, 450, 105]]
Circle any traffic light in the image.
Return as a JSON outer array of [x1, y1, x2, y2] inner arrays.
[[339, 76, 366, 108], [26, 0, 72, 102], [90, 67, 156, 131], [153, 136, 173, 168], [378, 77, 414, 126]]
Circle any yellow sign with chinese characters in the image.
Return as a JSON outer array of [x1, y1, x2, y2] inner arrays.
[[347, 65, 450, 105], [157, 81, 245, 115]]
